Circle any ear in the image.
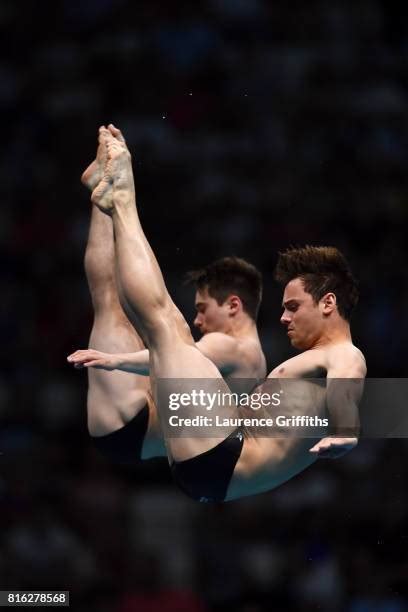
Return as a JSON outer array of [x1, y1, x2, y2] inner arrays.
[[321, 292, 337, 315], [227, 295, 241, 316]]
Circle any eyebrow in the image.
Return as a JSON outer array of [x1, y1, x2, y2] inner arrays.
[[282, 299, 300, 308]]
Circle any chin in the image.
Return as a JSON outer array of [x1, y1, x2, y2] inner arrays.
[[291, 337, 307, 351]]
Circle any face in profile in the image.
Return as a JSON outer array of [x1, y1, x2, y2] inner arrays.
[[280, 278, 326, 350], [193, 287, 230, 335]]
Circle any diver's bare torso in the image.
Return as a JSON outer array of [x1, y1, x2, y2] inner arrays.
[[226, 341, 366, 500]]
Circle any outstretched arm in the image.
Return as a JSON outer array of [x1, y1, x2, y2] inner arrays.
[[67, 348, 150, 375], [67, 332, 239, 376], [310, 348, 366, 458]]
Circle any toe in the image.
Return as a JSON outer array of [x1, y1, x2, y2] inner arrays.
[[108, 123, 126, 143]]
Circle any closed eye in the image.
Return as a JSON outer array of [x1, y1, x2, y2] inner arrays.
[[195, 302, 206, 313], [283, 301, 299, 313]]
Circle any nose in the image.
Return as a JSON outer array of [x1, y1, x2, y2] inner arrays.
[[194, 314, 202, 329], [280, 311, 290, 326]]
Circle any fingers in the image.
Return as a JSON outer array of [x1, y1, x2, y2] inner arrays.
[[67, 349, 98, 364], [309, 441, 331, 455], [74, 360, 104, 369], [309, 437, 357, 459], [67, 349, 113, 371], [309, 439, 336, 456], [82, 360, 105, 368], [309, 444, 339, 459]]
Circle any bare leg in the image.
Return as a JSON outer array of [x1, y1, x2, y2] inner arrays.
[[92, 126, 238, 461], [82, 131, 165, 458]]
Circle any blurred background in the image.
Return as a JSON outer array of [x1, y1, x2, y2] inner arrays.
[[1, 0, 408, 610]]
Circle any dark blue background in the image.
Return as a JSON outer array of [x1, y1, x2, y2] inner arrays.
[[1, 2, 407, 610]]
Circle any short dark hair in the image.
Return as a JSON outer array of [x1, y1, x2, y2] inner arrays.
[[274, 245, 359, 320], [186, 257, 263, 321]]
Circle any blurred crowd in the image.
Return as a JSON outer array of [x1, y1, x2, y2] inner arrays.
[[1, 0, 408, 609]]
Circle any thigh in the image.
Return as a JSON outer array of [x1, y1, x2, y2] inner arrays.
[[150, 324, 239, 461], [87, 365, 150, 436], [87, 317, 150, 435]]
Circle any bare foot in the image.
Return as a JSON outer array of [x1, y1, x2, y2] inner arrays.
[[81, 126, 109, 189], [91, 124, 135, 214], [81, 126, 115, 214]]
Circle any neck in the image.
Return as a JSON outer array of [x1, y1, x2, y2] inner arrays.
[[312, 318, 352, 348], [224, 315, 259, 339]]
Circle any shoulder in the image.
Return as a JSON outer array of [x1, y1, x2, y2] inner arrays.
[[326, 343, 367, 378], [196, 332, 265, 377], [196, 332, 237, 351], [195, 333, 239, 367]]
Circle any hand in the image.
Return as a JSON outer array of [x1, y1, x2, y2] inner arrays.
[[67, 349, 120, 371], [309, 436, 358, 459]]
